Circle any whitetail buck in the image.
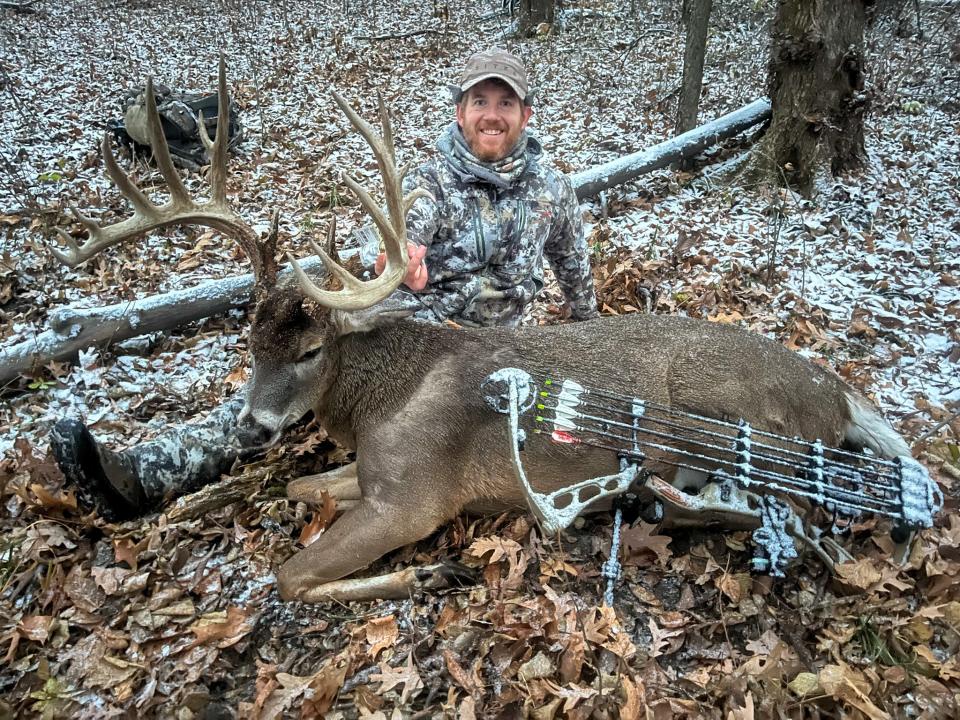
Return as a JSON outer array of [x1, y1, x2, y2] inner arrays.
[[53, 62, 941, 602]]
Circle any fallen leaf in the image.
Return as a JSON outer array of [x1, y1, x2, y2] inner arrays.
[[189, 606, 256, 649], [540, 679, 598, 713], [85, 655, 141, 691], [298, 492, 338, 547], [834, 558, 882, 590], [458, 696, 477, 720], [290, 426, 329, 456], [223, 363, 249, 392], [647, 616, 683, 659], [466, 536, 528, 592], [258, 672, 312, 720], [819, 664, 889, 720], [559, 632, 585, 684], [91, 567, 149, 596], [113, 537, 148, 570], [443, 649, 478, 694], [29, 483, 77, 512], [620, 522, 673, 566], [17, 615, 52, 643], [371, 654, 424, 704], [365, 614, 399, 660], [716, 572, 751, 603], [745, 629, 782, 656], [619, 675, 645, 719], [301, 657, 349, 718]]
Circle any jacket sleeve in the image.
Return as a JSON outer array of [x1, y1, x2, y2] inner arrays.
[[402, 164, 443, 249], [544, 174, 599, 320]]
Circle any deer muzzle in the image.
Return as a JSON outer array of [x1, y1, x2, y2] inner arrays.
[[236, 404, 291, 448]]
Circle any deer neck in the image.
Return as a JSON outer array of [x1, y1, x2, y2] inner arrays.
[[316, 321, 453, 440]]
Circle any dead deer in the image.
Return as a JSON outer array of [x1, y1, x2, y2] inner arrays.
[[52, 62, 941, 603]]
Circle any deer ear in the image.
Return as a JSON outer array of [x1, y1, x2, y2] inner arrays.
[[331, 294, 420, 335]]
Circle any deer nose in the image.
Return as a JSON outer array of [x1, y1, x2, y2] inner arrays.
[[236, 406, 281, 447]]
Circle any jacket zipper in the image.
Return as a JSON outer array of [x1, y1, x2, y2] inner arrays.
[[472, 197, 485, 262]]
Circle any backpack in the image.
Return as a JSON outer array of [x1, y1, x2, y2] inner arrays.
[[109, 82, 242, 170]]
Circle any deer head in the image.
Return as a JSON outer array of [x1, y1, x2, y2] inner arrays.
[[51, 58, 429, 446], [238, 90, 432, 442]]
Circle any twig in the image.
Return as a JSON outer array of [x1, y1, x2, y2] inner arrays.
[[354, 27, 441, 41], [915, 409, 960, 443]]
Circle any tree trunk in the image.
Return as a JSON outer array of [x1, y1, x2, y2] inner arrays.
[[675, 0, 713, 135], [518, 0, 555, 34], [750, 0, 869, 194]]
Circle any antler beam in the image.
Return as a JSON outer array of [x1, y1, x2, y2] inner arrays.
[[287, 92, 433, 312], [50, 58, 273, 286]]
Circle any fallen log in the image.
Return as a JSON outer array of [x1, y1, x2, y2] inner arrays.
[[5, 99, 772, 384], [0, 256, 324, 386], [570, 97, 771, 199]]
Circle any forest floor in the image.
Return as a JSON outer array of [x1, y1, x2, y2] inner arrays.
[[1, 0, 959, 718]]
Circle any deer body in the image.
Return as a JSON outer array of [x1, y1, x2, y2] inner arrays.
[[265, 309, 905, 601]]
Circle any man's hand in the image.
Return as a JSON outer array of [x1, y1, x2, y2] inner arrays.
[[375, 242, 428, 292]]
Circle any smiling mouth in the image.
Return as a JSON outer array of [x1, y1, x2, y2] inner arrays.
[[480, 129, 504, 136]]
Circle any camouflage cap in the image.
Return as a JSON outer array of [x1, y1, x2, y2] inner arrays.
[[454, 48, 531, 105]]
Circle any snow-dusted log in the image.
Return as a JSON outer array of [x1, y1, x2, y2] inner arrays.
[[571, 98, 771, 200], [0, 257, 325, 385]]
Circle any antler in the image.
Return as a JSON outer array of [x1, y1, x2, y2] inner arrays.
[[51, 58, 276, 291], [286, 92, 432, 311]]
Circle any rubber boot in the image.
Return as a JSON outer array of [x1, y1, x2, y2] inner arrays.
[[50, 419, 148, 521]]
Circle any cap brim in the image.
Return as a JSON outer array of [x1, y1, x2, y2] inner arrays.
[[460, 73, 526, 102]]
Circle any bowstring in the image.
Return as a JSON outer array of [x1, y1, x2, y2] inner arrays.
[[524, 370, 904, 521]]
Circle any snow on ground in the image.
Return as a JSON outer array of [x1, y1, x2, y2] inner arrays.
[[1, 1, 957, 462]]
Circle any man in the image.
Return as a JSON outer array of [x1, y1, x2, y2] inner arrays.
[[52, 48, 598, 519]]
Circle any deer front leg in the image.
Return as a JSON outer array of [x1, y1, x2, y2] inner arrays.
[[276, 494, 450, 602], [286, 462, 360, 504]]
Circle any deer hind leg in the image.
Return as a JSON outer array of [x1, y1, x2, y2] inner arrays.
[[276, 493, 452, 603], [286, 462, 361, 504]]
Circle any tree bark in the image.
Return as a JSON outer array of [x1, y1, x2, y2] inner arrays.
[[518, 0, 555, 34], [749, 0, 869, 194], [675, 0, 713, 135]]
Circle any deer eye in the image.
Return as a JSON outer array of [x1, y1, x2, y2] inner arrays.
[[299, 346, 323, 363]]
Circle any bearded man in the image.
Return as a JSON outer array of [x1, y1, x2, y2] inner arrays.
[[52, 48, 598, 518]]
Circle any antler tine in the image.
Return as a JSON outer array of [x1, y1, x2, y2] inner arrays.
[[289, 91, 433, 312], [49, 61, 265, 274], [330, 90, 406, 270], [377, 92, 395, 165], [142, 77, 191, 207], [197, 55, 230, 208]]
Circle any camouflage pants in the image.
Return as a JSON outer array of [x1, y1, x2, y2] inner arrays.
[[94, 394, 251, 507]]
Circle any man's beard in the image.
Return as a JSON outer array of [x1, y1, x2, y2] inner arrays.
[[466, 125, 518, 162]]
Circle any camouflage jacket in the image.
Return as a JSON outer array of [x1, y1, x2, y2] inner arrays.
[[361, 123, 598, 327]]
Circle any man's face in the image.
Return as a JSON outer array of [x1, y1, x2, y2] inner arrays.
[[455, 79, 533, 162]]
